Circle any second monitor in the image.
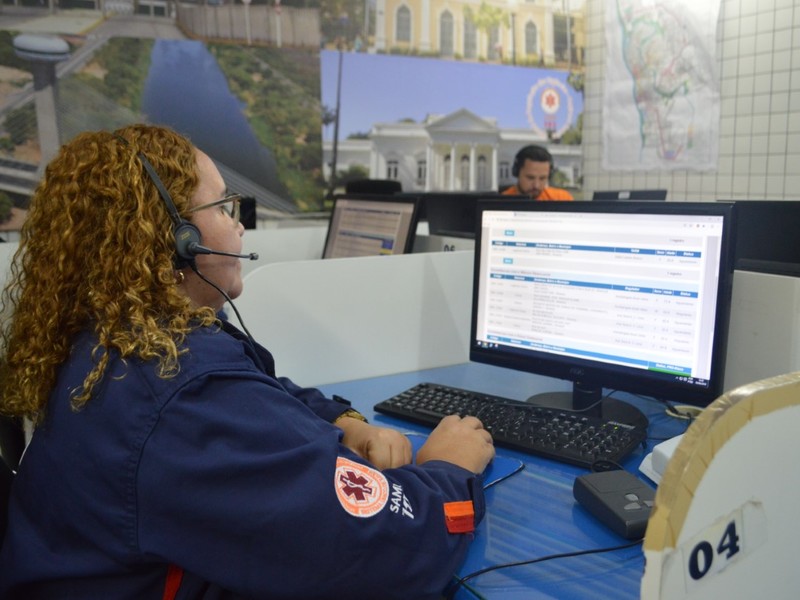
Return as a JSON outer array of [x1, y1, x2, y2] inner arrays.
[[322, 194, 420, 259]]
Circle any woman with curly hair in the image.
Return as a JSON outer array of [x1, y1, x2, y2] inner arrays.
[[0, 124, 494, 599]]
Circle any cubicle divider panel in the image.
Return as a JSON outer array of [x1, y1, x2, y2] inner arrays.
[[0, 242, 19, 293], [723, 270, 800, 391], [240, 226, 328, 277], [233, 250, 474, 387]]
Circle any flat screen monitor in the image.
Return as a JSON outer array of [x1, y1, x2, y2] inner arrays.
[[720, 200, 800, 276], [470, 200, 736, 423], [421, 192, 512, 239], [593, 189, 668, 201], [322, 194, 420, 259]]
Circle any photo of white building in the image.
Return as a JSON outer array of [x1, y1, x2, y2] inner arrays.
[[323, 107, 581, 192]]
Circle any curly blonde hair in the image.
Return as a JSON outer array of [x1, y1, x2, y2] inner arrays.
[[0, 124, 218, 423]]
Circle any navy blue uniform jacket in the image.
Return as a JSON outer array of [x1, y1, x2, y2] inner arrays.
[[0, 322, 485, 599]]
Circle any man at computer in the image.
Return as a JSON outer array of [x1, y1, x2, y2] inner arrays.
[[502, 145, 573, 201]]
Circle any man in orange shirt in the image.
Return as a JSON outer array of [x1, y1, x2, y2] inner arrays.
[[502, 145, 573, 201]]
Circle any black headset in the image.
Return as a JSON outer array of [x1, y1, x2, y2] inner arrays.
[[117, 134, 257, 269], [114, 134, 266, 371], [137, 151, 203, 269], [511, 145, 554, 179], [116, 134, 201, 268]]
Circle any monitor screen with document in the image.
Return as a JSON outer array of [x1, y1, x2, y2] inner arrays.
[[470, 200, 736, 418], [322, 195, 420, 259]]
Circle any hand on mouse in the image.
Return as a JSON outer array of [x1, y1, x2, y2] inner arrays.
[[416, 415, 495, 474]]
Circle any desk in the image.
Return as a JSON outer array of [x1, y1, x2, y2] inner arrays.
[[318, 363, 689, 600]]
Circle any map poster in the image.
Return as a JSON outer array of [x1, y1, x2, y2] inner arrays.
[[603, 0, 722, 171]]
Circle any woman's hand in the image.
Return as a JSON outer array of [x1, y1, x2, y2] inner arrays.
[[337, 417, 413, 470], [416, 415, 494, 474]]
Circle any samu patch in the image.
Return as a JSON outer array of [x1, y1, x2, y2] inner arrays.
[[334, 457, 389, 518]]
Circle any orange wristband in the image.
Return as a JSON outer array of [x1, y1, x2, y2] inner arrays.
[[443, 501, 475, 534]]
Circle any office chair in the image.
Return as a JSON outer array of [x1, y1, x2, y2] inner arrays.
[[0, 453, 12, 541], [0, 415, 25, 542]]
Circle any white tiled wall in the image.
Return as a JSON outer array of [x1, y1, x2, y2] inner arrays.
[[581, 0, 800, 201]]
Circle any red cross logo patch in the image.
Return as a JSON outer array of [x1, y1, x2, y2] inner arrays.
[[334, 457, 390, 518]]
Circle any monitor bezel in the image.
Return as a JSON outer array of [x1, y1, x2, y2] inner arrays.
[[469, 199, 737, 407], [322, 193, 421, 259]]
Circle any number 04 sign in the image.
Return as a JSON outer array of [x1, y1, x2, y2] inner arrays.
[[676, 501, 766, 594], [645, 500, 767, 597], [641, 373, 800, 599]]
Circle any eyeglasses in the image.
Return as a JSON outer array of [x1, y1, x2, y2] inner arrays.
[[187, 193, 242, 223]]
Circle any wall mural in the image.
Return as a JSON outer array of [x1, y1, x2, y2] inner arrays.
[[0, 0, 584, 229]]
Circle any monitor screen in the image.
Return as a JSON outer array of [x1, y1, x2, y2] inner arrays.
[[322, 195, 420, 259], [593, 189, 668, 201], [470, 200, 736, 421]]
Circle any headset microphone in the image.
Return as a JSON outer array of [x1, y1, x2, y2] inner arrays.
[[187, 243, 259, 261]]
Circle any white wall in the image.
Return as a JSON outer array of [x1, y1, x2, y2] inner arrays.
[[582, 0, 800, 201]]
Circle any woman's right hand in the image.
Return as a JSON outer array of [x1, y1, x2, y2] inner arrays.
[[416, 415, 495, 474]]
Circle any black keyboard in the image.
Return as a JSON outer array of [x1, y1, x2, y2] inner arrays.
[[374, 382, 649, 469]]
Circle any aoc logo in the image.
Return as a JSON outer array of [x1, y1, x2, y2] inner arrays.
[[334, 457, 389, 518]]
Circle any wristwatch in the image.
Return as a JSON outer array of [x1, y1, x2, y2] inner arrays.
[[334, 408, 368, 424]]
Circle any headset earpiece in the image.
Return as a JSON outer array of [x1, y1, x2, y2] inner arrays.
[[173, 221, 201, 269]]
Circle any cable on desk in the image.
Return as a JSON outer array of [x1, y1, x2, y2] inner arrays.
[[444, 539, 643, 599], [605, 389, 696, 443], [482, 460, 525, 490], [589, 458, 625, 472], [643, 401, 695, 444], [664, 402, 703, 421], [403, 431, 525, 490]]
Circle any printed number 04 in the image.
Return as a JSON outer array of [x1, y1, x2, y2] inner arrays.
[[688, 520, 741, 580]]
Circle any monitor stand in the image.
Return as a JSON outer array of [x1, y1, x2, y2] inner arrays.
[[525, 381, 649, 429]]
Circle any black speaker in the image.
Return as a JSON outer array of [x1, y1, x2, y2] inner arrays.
[[240, 196, 257, 230]]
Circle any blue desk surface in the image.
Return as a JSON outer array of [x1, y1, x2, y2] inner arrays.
[[317, 363, 689, 600]]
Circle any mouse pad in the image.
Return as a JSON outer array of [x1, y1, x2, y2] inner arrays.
[[405, 432, 524, 489]]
